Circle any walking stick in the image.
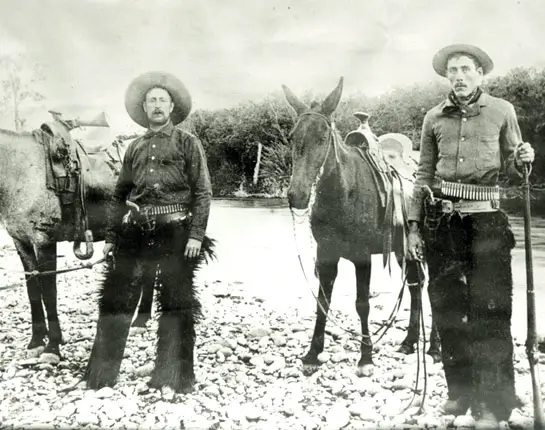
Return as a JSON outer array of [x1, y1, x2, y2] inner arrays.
[[522, 163, 545, 430]]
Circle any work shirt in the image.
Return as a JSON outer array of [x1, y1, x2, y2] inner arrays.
[[408, 92, 523, 221], [105, 121, 212, 243]]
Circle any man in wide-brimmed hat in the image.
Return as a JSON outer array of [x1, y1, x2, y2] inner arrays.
[[83, 71, 213, 394], [407, 44, 534, 428]]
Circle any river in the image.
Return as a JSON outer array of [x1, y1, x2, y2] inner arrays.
[[1, 198, 545, 342]]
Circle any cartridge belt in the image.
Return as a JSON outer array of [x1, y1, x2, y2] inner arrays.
[[432, 179, 500, 201]]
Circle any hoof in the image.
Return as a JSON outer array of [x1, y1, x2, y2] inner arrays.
[[301, 363, 320, 377], [149, 375, 194, 394], [356, 363, 374, 377], [427, 350, 442, 363], [39, 352, 61, 365], [397, 342, 415, 355], [27, 336, 46, 351], [43, 343, 62, 359], [26, 345, 45, 358], [300, 352, 320, 367]]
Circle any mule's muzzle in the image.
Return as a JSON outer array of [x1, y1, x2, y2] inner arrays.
[[287, 189, 310, 210]]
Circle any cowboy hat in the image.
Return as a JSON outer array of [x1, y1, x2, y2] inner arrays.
[[432, 44, 494, 77], [124, 71, 192, 128]]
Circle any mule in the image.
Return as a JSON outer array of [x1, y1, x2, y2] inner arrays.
[[282, 78, 440, 376], [0, 124, 153, 360]]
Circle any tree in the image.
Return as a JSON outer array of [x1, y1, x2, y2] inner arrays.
[[0, 54, 45, 131]]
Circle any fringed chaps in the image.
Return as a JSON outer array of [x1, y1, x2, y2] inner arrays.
[[83, 219, 215, 393], [423, 210, 517, 421]]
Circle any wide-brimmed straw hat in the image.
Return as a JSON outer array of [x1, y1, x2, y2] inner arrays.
[[432, 44, 494, 77], [378, 133, 413, 162], [124, 71, 192, 128]]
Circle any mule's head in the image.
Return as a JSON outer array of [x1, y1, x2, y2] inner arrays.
[[282, 77, 344, 209]]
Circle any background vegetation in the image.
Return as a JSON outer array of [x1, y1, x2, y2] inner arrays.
[[3, 55, 545, 200]]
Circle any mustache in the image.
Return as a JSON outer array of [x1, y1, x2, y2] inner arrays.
[[152, 109, 165, 114]]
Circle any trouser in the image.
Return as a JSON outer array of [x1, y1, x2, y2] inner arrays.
[[84, 216, 208, 392], [423, 208, 517, 421]]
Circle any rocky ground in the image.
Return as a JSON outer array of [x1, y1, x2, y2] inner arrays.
[[0, 238, 543, 430]]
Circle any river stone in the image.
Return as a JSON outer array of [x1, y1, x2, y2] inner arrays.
[[248, 327, 271, 339], [101, 401, 124, 421], [219, 346, 233, 357], [135, 362, 154, 377], [94, 386, 115, 399], [272, 335, 287, 347], [325, 404, 351, 429], [318, 352, 330, 363], [453, 414, 476, 428]]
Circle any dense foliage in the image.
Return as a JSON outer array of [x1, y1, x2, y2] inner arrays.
[[182, 67, 545, 197]]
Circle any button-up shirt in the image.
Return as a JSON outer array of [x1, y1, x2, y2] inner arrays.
[[105, 121, 212, 243], [408, 92, 523, 221]]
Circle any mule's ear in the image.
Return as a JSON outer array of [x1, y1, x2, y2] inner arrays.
[[320, 77, 344, 117], [282, 84, 308, 116]]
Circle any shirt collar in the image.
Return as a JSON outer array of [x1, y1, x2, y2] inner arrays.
[[144, 121, 175, 138], [441, 91, 489, 116]]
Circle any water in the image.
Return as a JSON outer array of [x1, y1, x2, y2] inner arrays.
[[205, 198, 545, 341], [1, 197, 545, 340]]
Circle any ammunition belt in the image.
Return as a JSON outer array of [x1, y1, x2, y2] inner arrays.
[[434, 179, 500, 201]]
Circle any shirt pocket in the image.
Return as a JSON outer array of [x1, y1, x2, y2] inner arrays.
[[475, 135, 500, 170], [158, 155, 186, 187]]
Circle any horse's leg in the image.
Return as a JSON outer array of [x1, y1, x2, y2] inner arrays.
[[302, 248, 339, 369], [397, 258, 420, 355], [13, 239, 47, 351], [36, 242, 64, 357], [354, 255, 374, 377], [83, 253, 143, 389], [397, 257, 442, 362], [133, 269, 155, 328]]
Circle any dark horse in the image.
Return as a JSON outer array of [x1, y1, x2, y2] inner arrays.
[[282, 78, 440, 376], [0, 122, 153, 360]]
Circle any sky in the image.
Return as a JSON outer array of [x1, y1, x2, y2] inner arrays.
[[1, 0, 545, 136]]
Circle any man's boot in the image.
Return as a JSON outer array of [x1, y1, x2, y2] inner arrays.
[[474, 403, 500, 430], [442, 396, 471, 416]]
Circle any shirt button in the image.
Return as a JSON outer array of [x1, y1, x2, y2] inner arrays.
[[149, 169, 154, 173], [459, 158, 464, 162], [151, 156, 156, 160], [152, 144, 156, 148], [462, 118, 467, 122], [461, 137, 465, 142]]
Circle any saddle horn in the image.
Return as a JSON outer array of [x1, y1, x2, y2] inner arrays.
[[354, 112, 371, 128]]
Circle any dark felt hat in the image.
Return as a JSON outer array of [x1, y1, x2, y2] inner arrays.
[[125, 71, 192, 128], [432, 44, 494, 76]]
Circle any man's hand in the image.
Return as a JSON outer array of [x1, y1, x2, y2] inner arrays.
[[516, 142, 535, 166], [103, 242, 115, 259], [185, 238, 202, 259], [407, 222, 425, 261]]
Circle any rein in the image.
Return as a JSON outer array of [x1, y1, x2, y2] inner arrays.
[[0, 257, 107, 291]]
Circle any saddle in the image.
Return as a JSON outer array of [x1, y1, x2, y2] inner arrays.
[[344, 112, 414, 269], [32, 119, 93, 257]]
